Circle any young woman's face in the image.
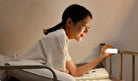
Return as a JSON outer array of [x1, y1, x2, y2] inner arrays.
[[67, 16, 92, 41]]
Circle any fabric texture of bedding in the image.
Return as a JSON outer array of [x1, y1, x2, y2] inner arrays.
[[0, 54, 15, 81], [6, 60, 75, 81]]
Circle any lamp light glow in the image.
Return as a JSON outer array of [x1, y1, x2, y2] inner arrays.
[[105, 48, 120, 54]]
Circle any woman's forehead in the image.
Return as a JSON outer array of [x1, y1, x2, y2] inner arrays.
[[80, 16, 91, 23]]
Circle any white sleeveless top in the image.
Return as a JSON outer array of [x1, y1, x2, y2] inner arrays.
[[18, 29, 71, 70]]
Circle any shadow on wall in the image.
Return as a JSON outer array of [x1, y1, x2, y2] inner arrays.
[[114, 0, 138, 51], [81, 44, 100, 63], [111, 1, 138, 81], [80, 0, 138, 81]]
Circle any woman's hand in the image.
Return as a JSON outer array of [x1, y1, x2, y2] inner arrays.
[[99, 44, 114, 60]]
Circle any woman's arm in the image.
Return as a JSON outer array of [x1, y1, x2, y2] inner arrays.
[[66, 44, 114, 77]]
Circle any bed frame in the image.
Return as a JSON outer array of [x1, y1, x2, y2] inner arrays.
[[0, 65, 58, 81], [100, 43, 138, 81]]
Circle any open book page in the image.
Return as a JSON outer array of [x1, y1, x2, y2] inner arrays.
[[75, 68, 112, 81]]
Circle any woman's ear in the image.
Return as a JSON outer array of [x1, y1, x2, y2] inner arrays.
[[66, 18, 73, 27]]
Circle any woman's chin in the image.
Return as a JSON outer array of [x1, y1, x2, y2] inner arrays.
[[75, 38, 83, 42]]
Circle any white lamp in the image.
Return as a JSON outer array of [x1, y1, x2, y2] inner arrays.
[[105, 48, 120, 54]]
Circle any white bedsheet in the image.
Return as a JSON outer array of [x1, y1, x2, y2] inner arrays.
[[6, 60, 75, 81], [0, 54, 15, 81]]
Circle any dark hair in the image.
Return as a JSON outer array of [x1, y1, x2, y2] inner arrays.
[[43, 4, 92, 35]]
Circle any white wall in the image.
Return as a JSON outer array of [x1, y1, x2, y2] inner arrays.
[[0, 0, 137, 81]]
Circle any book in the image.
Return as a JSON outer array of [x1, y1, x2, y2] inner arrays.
[[75, 68, 112, 81]]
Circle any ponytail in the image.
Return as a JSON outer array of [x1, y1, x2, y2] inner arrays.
[[43, 22, 65, 35]]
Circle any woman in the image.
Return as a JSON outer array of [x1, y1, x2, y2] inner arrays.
[[19, 4, 113, 77]]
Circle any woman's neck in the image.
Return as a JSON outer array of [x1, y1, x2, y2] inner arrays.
[[64, 26, 73, 42]]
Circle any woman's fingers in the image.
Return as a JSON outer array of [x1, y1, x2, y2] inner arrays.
[[100, 44, 114, 58]]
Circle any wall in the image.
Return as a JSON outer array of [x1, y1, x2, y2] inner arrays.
[[0, 0, 137, 81]]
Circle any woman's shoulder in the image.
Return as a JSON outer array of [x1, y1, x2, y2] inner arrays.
[[53, 29, 66, 38], [42, 29, 68, 45], [53, 29, 68, 44]]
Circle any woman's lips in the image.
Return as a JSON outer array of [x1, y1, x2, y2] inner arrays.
[[80, 34, 84, 37]]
